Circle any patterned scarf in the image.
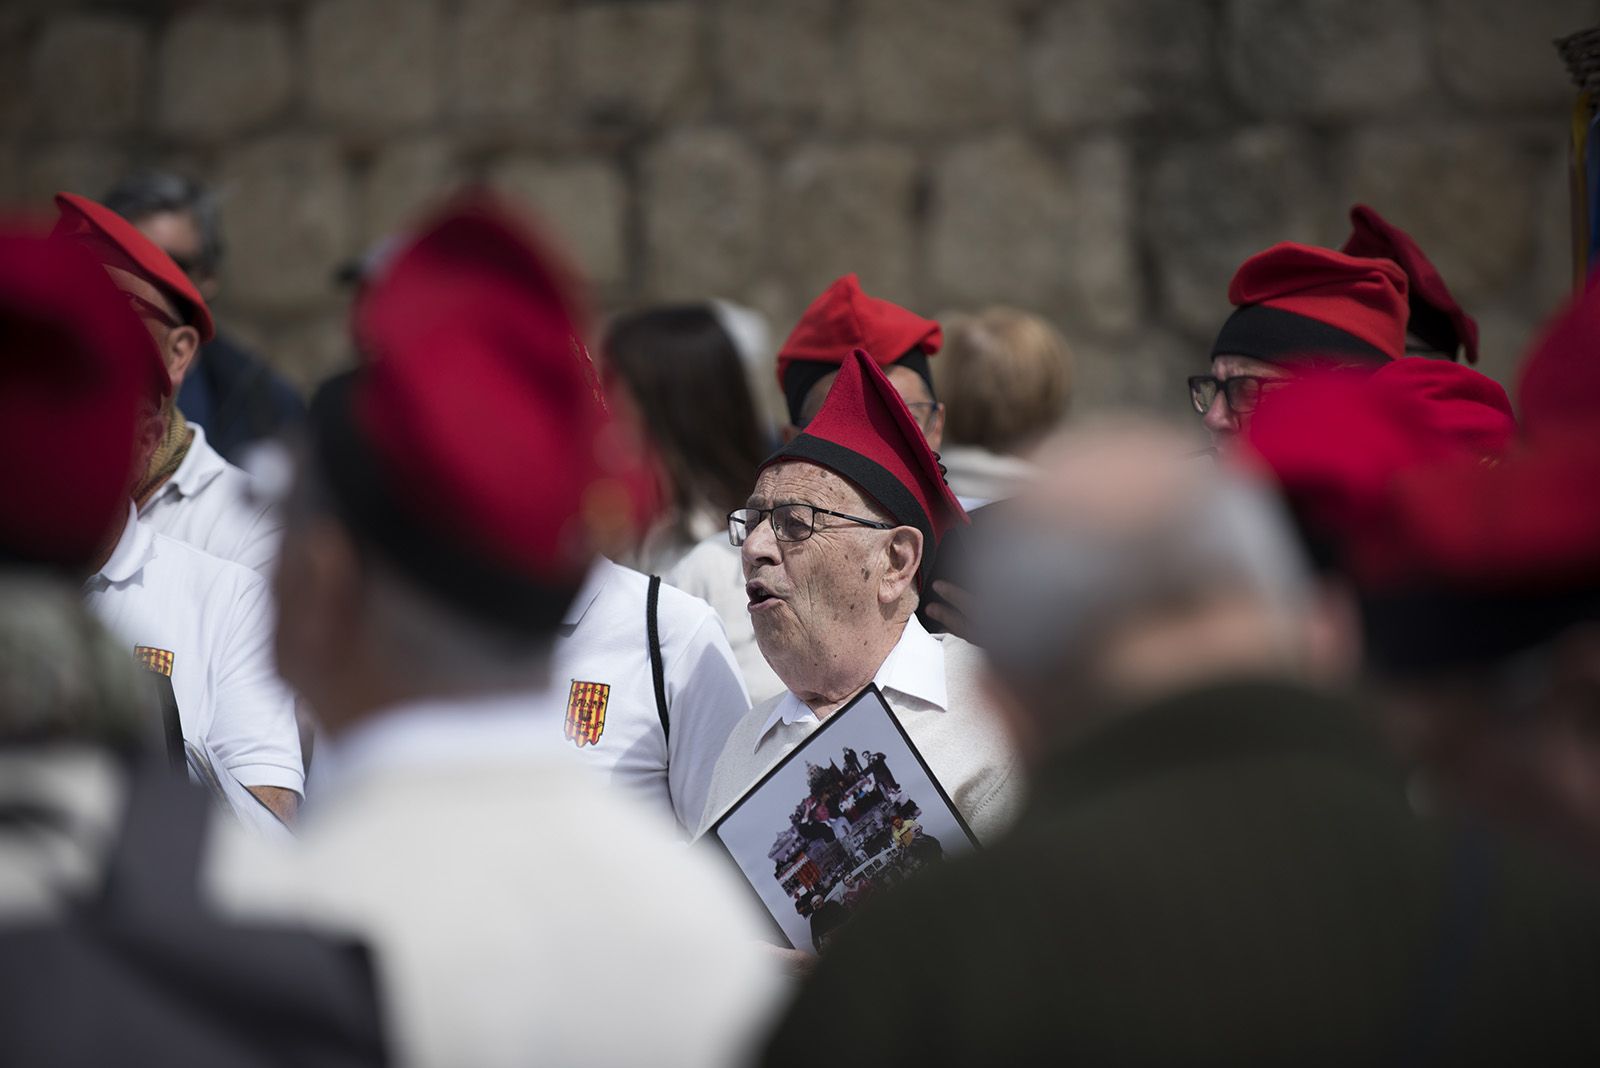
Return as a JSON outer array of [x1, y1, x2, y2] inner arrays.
[[132, 405, 193, 509]]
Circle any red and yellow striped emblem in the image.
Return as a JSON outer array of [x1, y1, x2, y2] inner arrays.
[[563, 680, 610, 748], [134, 645, 174, 677]]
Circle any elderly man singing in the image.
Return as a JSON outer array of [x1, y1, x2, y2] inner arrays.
[[697, 351, 1022, 840]]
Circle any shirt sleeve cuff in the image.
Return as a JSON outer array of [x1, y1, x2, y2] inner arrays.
[[226, 762, 305, 794]]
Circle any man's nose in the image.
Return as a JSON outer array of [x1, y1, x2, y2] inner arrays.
[[1201, 390, 1239, 435], [741, 513, 781, 572]]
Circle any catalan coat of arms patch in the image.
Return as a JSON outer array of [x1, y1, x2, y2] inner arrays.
[[563, 680, 610, 748], [134, 645, 174, 677]]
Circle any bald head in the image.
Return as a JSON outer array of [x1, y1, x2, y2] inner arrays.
[[971, 417, 1313, 747]]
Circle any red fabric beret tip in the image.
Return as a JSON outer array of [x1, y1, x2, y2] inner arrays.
[[0, 230, 155, 566], [1241, 358, 1515, 568], [766, 349, 967, 549], [352, 194, 656, 585], [775, 273, 942, 386], [1341, 204, 1478, 364], [1228, 242, 1410, 361], [1517, 276, 1600, 444], [51, 192, 215, 344]]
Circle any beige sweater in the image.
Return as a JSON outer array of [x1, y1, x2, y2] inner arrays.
[[696, 633, 1024, 842]]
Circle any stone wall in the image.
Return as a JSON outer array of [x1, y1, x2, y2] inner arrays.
[[4, 0, 1596, 415]]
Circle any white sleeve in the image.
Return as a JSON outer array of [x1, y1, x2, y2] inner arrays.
[[664, 606, 752, 833], [204, 570, 305, 794]]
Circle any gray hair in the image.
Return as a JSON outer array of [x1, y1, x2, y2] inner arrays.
[[102, 170, 224, 276], [0, 573, 154, 748], [971, 449, 1312, 695]]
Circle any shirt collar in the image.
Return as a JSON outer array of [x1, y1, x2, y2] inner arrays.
[[90, 503, 155, 586], [313, 688, 565, 808], [561, 556, 611, 627], [756, 615, 948, 750], [145, 422, 226, 506]]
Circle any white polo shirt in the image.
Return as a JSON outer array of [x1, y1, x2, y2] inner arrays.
[[139, 422, 283, 576], [83, 506, 304, 808], [665, 533, 787, 705], [550, 558, 751, 834], [697, 616, 1023, 841]]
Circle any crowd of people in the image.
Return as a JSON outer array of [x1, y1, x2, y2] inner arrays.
[[2, 149, 1599, 1066]]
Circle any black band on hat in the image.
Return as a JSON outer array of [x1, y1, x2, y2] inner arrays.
[[1405, 298, 1460, 357], [1211, 304, 1391, 365], [764, 433, 937, 586], [1363, 585, 1600, 679], [310, 372, 578, 636], [783, 348, 937, 426]]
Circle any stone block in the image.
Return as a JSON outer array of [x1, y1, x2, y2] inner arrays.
[[307, 0, 440, 129], [1143, 127, 1329, 337], [29, 14, 150, 135], [773, 144, 919, 309], [573, 1, 701, 125], [490, 155, 628, 287], [641, 128, 768, 301], [716, 0, 845, 128], [1434, 0, 1597, 110], [0, 8, 31, 134], [929, 134, 1140, 336], [263, 309, 352, 396], [1223, 0, 1429, 118], [850, 0, 1021, 131], [1029, 0, 1221, 127], [1341, 125, 1543, 311], [1071, 327, 1207, 419], [217, 137, 352, 311], [447, 0, 561, 122], [158, 11, 292, 139], [20, 142, 130, 208], [360, 137, 463, 245]]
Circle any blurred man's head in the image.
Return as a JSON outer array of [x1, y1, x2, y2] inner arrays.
[[1196, 243, 1408, 451], [936, 306, 1073, 457], [52, 192, 214, 395], [972, 418, 1315, 757], [103, 171, 224, 302], [776, 275, 944, 449], [275, 196, 654, 735]]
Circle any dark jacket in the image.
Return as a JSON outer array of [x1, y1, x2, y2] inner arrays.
[[761, 680, 1600, 1066], [179, 331, 305, 464]]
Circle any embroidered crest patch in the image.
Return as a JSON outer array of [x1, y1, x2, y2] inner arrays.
[[563, 680, 610, 748], [134, 645, 174, 677]]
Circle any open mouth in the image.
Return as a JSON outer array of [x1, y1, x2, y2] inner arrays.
[[746, 582, 781, 610]]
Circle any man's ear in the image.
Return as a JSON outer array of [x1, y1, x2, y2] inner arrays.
[[879, 526, 924, 606], [163, 325, 202, 391]]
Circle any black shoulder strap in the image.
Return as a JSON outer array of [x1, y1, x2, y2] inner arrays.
[[647, 575, 670, 743], [148, 670, 185, 774]]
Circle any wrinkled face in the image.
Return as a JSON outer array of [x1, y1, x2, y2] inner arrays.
[[797, 364, 944, 451], [741, 462, 894, 670], [1197, 355, 1294, 451]]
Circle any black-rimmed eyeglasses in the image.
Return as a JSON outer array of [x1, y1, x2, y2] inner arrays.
[[727, 504, 892, 546], [1187, 374, 1280, 415]]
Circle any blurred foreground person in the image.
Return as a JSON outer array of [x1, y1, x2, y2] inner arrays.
[[1362, 285, 1600, 866], [761, 419, 1600, 1066], [206, 198, 779, 1067], [0, 232, 382, 1067], [54, 190, 282, 575], [5, 229, 301, 829], [104, 170, 306, 463], [603, 304, 767, 573], [1194, 243, 1408, 452], [699, 352, 1020, 840]]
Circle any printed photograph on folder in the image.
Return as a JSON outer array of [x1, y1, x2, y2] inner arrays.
[[709, 685, 977, 953]]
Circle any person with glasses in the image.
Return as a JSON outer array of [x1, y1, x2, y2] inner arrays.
[[1193, 242, 1409, 453], [666, 275, 948, 703], [52, 192, 285, 578], [696, 351, 1022, 852]]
